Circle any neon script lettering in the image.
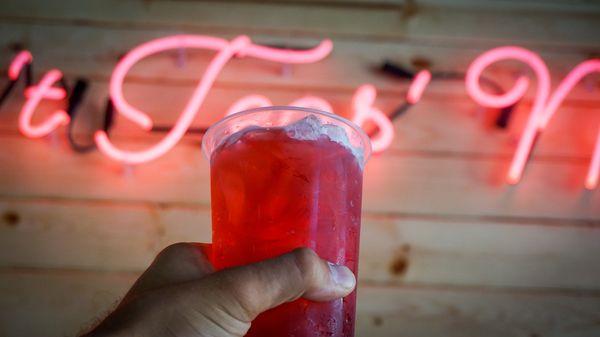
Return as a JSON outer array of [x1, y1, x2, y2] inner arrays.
[[95, 35, 337, 164], [96, 34, 399, 163], [466, 46, 600, 189], [7, 51, 69, 138], [4, 37, 598, 189]]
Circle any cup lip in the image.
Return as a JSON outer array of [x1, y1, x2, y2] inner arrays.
[[202, 105, 372, 162]]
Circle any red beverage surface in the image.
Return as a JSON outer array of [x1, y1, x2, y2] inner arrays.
[[210, 120, 364, 337]]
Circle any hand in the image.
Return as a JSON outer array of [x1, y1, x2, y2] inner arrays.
[[82, 244, 356, 337]]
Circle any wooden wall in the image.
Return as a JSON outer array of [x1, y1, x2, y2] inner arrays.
[[0, 0, 599, 336]]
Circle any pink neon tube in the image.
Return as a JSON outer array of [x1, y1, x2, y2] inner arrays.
[[96, 36, 251, 164], [466, 46, 551, 184], [586, 132, 600, 190], [351, 84, 394, 153], [24, 87, 66, 100], [226, 95, 272, 116], [19, 69, 70, 138], [106, 35, 332, 132], [289, 96, 333, 113], [8, 51, 32, 80], [406, 70, 431, 104], [242, 40, 332, 64], [284, 96, 334, 126], [8, 50, 67, 100], [96, 35, 332, 164], [226, 94, 335, 126]]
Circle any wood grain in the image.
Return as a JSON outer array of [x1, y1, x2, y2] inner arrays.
[[0, 1, 598, 336], [1, 21, 599, 103], [1, 268, 599, 337], [0, 134, 598, 219], [1, 198, 599, 290], [1, 79, 598, 159], [1, 0, 599, 49], [263, 0, 600, 13], [357, 285, 600, 337], [0, 269, 135, 337]]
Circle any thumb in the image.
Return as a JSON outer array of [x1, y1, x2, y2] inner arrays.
[[195, 247, 356, 322]]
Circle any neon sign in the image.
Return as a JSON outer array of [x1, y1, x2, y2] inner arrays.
[[94, 35, 336, 164], [466, 46, 600, 189], [406, 70, 431, 105], [6, 51, 70, 139], [351, 84, 394, 152], [8, 50, 32, 80], [2, 36, 598, 189], [18, 69, 70, 138], [226, 95, 273, 116], [8, 51, 67, 101]]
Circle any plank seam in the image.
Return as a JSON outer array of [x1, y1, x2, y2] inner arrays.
[[0, 195, 598, 227], [1, 15, 598, 51], [2, 266, 600, 297]]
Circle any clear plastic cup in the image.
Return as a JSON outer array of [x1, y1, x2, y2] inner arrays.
[[202, 106, 371, 337]]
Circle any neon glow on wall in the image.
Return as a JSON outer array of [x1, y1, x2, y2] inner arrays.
[[3, 36, 598, 189], [466, 46, 600, 189]]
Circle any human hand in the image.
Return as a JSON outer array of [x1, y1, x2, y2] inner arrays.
[[82, 244, 356, 337]]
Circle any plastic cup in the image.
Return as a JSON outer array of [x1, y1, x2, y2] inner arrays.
[[202, 106, 371, 337]]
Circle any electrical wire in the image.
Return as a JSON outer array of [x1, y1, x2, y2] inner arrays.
[[380, 62, 519, 128]]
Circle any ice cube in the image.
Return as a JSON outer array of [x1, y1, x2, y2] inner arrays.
[[322, 123, 364, 166], [284, 114, 323, 141], [284, 115, 365, 169]]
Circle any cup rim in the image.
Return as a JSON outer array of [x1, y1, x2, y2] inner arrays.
[[201, 105, 372, 162]]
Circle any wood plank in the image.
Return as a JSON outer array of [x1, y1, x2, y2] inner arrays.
[[357, 285, 600, 337], [0, 198, 212, 273], [1, 268, 599, 337], [1, 21, 599, 103], [0, 134, 598, 220], [242, 0, 408, 6], [422, 0, 600, 12], [1, 79, 598, 159], [1, 0, 599, 49], [361, 214, 600, 290], [0, 3, 598, 337], [0, 269, 135, 337], [364, 153, 599, 219], [269, 0, 600, 13], [1, 198, 599, 290]]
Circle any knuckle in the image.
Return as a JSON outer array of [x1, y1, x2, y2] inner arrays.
[[291, 247, 321, 283], [292, 247, 317, 269], [158, 242, 194, 260]]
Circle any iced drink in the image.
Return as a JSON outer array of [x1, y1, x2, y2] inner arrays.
[[202, 107, 371, 337]]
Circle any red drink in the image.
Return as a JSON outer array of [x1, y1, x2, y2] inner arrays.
[[203, 107, 370, 337]]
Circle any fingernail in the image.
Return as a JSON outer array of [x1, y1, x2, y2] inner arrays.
[[328, 262, 356, 290]]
